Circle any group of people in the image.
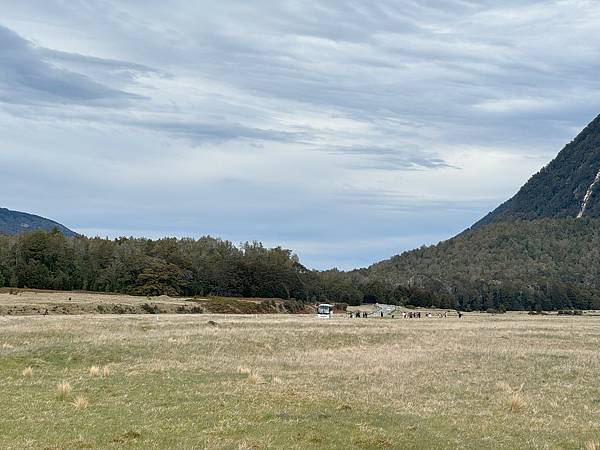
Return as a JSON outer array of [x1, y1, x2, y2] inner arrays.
[[402, 311, 448, 319], [348, 310, 450, 318]]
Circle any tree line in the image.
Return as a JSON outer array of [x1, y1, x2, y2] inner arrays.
[[0, 230, 362, 303], [1, 222, 600, 311]]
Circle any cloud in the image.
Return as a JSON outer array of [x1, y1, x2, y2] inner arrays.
[[123, 118, 310, 144], [0, 25, 142, 105], [330, 146, 457, 170], [37, 48, 158, 74]]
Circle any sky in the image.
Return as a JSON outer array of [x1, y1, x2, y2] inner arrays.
[[2, 1, 600, 270]]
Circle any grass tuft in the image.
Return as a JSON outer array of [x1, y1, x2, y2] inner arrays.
[[103, 366, 110, 378], [72, 396, 89, 410], [586, 441, 599, 450], [510, 393, 525, 413], [237, 366, 252, 376], [56, 381, 72, 400], [248, 372, 264, 384], [22, 367, 33, 377], [89, 366, 100, 377], [496, 381, 512, 393]]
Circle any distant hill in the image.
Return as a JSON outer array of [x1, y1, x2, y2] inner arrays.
[[0, 208, 76, 237], [475, 114, 600, 226]]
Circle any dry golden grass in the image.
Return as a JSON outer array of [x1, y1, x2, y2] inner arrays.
[[0, 290, 282, 315], [21, 366, 33, 377], [237, 366, 252, 375], [56, 381, 71, 400], [72, 396, 89, 410], [248, 372, 265, 385], [102, 366, 110, 378], [0, 290, 191, 310], [495, 381, 512, 393], [509, 393, 526, 413], [2, 311, 600, 449], [88, 366, 100, 377], [586, 441, 599, 450]]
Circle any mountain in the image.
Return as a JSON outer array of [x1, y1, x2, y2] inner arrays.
[[356, 114, 600, 311], [0, 208, 77, 237], [364, 218, 600, 310], [475, 114, 600, 227]]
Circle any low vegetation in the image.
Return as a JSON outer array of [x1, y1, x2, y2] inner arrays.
[[1, 313, 600, 448]]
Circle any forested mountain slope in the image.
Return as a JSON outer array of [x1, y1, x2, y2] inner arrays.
[[0, 208, 76, 237], [363, 218, 600, 310], [476, 114, 600, 226]]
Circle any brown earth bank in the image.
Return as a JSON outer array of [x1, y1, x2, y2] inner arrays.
[[0, 289, 316, 316]]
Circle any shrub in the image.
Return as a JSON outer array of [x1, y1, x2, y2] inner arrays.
[[282, 299, 304, 313], [141, 303, 160, 314]]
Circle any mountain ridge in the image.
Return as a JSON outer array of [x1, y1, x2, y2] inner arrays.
[[473, 113, 600, 227], [0, 208, 76, 237]]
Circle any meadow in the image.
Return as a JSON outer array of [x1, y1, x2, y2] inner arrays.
[[1, 311, 600, 449]]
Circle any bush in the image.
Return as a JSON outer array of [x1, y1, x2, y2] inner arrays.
[[282, 299, 304, 314], [141, 303, 160, 314]]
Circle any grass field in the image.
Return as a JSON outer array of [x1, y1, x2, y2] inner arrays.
[[1, 313, 600, 449]]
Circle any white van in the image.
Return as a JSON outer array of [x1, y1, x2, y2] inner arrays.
[[317, 303, 334, 318]]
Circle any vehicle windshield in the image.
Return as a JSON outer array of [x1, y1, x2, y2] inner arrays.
[[318, 307, 330, 314]]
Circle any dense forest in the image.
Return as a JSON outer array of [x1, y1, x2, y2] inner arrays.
[[2, 220, 600, 311], [0, 229, 365, 304], [362, 218, 600, 311]]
